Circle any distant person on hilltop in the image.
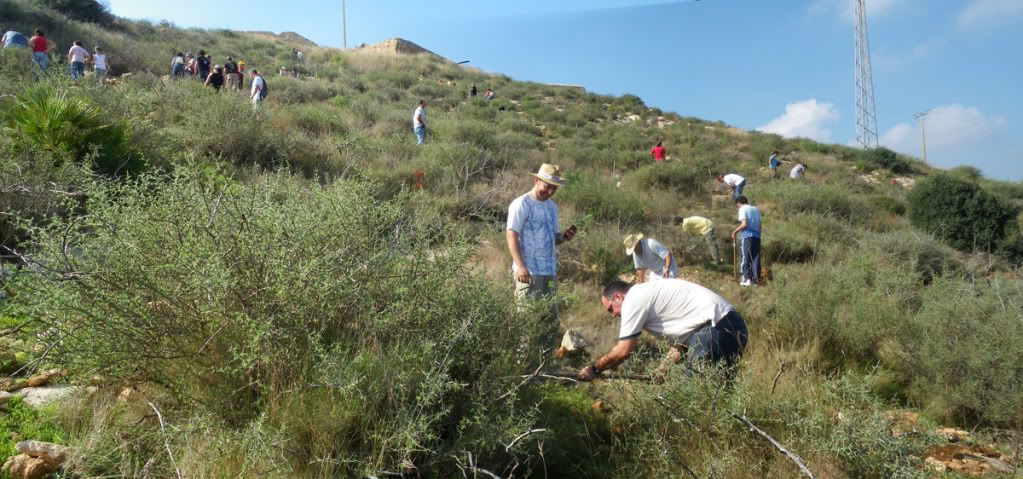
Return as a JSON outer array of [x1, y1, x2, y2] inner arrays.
[[205, 65, 225, 91], [484, 88, 495, 101], [196, 50, 211, 82], [91, 46, 107, 85], [651, 140, 666, 162], [67, 40, 90, 81], [716, 173, 746, 202], [250, 69, 266, 108], [238, 59, 246, 88], [624, 233, 677, 283], [731, 195, 762, 287], [30, 29, 51, 73], [413, 99, 427, 145], [673, 215, 722, 263], [507, 163, 576, 355], [469, 82, 478, 98], [790, 163, 807, 179], [577, 279, 748, 382], [2, 30, 28, 49], [171, 52, 186, 79]]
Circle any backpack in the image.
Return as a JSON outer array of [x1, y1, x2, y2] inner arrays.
[[224, 61, 237, 73], [258, 77, 268, 100]]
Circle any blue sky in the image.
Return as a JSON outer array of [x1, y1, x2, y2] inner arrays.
[[106, 0, 1023, 181]]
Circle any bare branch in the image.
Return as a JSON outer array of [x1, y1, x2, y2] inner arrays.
[[498, 359, 545, 401], [504, 428, 547, 452], [771, 360, 789, 395], [147, 401, 183, 479], [732, 413, 815, 479], [0, 318, 36, 337]]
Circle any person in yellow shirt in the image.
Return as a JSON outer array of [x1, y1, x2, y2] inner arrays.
[[673, 215, 721, 263]]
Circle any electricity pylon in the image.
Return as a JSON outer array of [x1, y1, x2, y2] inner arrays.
[[854, 0, 879, 149]]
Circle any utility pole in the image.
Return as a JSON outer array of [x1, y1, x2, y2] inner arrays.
[[914, 110, 929, 163], [341, 0, 347, 48], [854, 0, 879, 149]]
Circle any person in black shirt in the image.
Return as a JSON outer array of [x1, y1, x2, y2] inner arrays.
[[196, 50, 211, 81], [204, 65, 225, 91]]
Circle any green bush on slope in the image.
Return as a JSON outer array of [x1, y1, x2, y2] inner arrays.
[[907, 173, 1019, 253]]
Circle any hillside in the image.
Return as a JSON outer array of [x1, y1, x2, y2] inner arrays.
[[2, 1, 1023, 478]]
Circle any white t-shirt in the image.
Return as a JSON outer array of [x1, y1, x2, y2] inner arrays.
[[251, 75, 265, 100], [632, 237, 677, 280], [172, 56, 185, 65], [413, 106, 426, 128], [722, 174, 745, 187], [618, 279, 735, 342], [507, 193, 560, 276], [790, 164, 806, 179], [68, 45, 89, 63], [93, 53, 106, 70]]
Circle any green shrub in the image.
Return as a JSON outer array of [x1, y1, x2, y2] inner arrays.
[[867, 195, 906, 216], [907, 173, 1019, 252], [39, 0, 113, 25], [6, 87, 143, 176], [1, 397, 66, 464], [758, 182, 873, 224], [626, 162, 707, 197], [855, 147, 914, 174], [559, 174, 647, 225]]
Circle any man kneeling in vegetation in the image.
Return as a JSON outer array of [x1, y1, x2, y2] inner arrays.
[[578, 279, 748, 381]]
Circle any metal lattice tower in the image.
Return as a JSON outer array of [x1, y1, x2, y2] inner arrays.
[[854, 0, 879, 148]]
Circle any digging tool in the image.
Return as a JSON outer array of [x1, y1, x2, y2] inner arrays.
[[732, 241, 738, 283]]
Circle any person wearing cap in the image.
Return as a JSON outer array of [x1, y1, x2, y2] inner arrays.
[[577, 279, 748, 381], [672, 215, 722, 263], [507, 164, 576, 353], [716, 173, 746, 202], [731, 195, 762, 287], [624, 234, 676, 283]]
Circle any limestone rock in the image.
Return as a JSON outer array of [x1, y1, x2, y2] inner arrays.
[[18, 385, 78, 408], [560, 330, 589, 352], [937, 427, 970, 442], [15, 440, 69, 467], [0, 390, 12, 406], [2, 454, 57, 479]]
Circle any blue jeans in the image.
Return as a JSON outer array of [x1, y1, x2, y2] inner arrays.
[[732, 181, 746, 201], [740, 236, 761, 284], [172, 63, 184, 78], [414, 125, 426, 144], [70, 61, 85, 80], [32, 51, 49, 72], [686, 310, 748, 369]]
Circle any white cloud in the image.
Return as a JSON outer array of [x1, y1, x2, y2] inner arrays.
[[880, 104, 1007, 155], [957, 0, 1023, 30], [758, 100, 840, 142]]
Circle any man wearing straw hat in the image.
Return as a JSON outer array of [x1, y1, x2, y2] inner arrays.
[[507, 164, 576, 353], [623, 233, 677, 283]]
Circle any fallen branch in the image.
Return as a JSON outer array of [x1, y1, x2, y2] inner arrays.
[[504, 428, 547, 452], [731, 413, 815, 479], [771, 360, 789, 395], [147, 401, 183, 479], [498, 360, 545, 401], [0, 318, 36, 337]]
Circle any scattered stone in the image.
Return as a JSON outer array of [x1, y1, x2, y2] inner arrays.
[[938, 427, 971, 442], [2, 441, 69, 479], [884, 410, 919, 436], [0, 391, 12, 406], [18, 385, 79, 408], [560, 330, 589, 353], [592, 400, 608, 413], [26, 369, 62, 388]]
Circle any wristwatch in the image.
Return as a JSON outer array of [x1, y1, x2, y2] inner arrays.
[[590, 361, 603, 376]]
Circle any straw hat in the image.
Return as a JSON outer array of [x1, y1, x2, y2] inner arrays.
[[624, 233, 644, 255], [532, 164, 566, 186]]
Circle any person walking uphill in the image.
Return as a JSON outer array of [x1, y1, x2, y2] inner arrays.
[[250, 70, 266, 108], [673, 215, 722, 263], [507, 164, 577, 354], [413, 100, 427, 145], [67, 41, 89, 81], [30, 29, 51, 73], [577, 279, 748, 381], [651, 140, 666, 162], [196, 50, 211, 82], [91, 46, 107, 85], [731, 196, 762, 287], [624, 234, 677, 283]]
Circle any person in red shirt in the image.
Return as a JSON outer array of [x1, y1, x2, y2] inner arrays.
[[651, 140, 666, 161], [30, 29, 51, 72]]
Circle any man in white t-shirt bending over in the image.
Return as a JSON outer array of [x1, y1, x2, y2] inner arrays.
[[623, 233, 677, 283], [577, 279, 748, 381]]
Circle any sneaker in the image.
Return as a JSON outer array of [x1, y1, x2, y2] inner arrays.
[[740, 279, 751, 287]]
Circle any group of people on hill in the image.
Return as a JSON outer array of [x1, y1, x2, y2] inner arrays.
[[469, 82, 495, 101], [506, 162, 764, 382], [2, 29, 108, 84], [169, 50, 265, 106]]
